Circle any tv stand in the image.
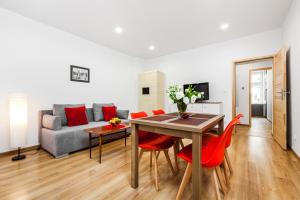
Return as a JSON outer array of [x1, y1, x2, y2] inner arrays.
[[169, 102, 223, 115]]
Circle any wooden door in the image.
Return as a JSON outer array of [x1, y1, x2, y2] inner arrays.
[[273, 48, 288, 150]]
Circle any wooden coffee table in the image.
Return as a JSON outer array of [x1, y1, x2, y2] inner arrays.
[[84, 124, 130, 163]]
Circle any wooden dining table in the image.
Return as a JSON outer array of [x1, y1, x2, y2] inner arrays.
[[130, 112, 225, 200]]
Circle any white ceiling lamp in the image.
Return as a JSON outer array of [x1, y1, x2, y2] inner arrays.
[[148, 45, 155, 51], [220, 23, 229, 30], [114, 26, 123, 34]]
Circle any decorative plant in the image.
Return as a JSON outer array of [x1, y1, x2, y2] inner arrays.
[[167, 85, 204, 118]]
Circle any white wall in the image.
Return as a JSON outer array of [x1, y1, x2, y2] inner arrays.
[[266, 70, 273, 122], [283, 0, 300, 156], [0, 8, 142, 153], [144, 29, 282, 124], [236, 60, 273, 125]]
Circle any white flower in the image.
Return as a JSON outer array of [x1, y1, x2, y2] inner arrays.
[[176, 92, 184, 100], [191, 95, 197, 103], [198, 93, 202, 98], [183, 97, 189, 104]]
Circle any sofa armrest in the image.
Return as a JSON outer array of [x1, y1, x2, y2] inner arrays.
[[117, 110, 129, 119], [42, 114, 62, 130]]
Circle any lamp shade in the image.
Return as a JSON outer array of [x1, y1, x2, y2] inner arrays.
[[9, 94, 28, 148]]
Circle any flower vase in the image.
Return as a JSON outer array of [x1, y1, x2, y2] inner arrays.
[[177, 102, 189, 119]]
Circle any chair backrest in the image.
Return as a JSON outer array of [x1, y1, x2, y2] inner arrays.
[[130, 111, 148, 119], [203, 118, 239, 167], [152, 109, 166, 115], [224, 114, 243, 148]]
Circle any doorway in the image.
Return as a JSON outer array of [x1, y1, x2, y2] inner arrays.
[[234, 58, 273, 128], [248, 68, 273, 137], [233, 49, 289, 149]]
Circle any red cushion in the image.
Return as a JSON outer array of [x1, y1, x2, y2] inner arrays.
[[64, 106, 88, 127], [152, 109, 166, 115], [102, 106, 117, 121]]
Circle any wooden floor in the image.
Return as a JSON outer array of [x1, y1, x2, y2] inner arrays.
[[0, 119, 300, 200]]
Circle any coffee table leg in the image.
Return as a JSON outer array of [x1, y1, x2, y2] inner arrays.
[[89, 133, 92, 159], [99, 136, 102, 163]]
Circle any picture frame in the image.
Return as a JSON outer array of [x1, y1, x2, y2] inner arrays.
[[70, 65, 90, 83]]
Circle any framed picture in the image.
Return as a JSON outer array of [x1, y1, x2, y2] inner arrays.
[[70, 65, 90, 83]]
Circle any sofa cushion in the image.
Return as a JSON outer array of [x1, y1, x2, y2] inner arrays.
[[102, 106, 117, 121], [93, 103, 114, 121], [117, 110, 129, 119], [53, 104, 85, 126], [86, 108, 94, 122], [65, 106, 88, 126], [42, 114, 62, 130]]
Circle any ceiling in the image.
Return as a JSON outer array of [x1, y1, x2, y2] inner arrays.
[[0, 0, 292, 59]]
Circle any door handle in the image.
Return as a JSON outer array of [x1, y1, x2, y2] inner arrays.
[[276, 89, 291, 100]]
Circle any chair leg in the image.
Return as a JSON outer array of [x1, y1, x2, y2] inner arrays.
[[156, 151, 161, 159], [225, 149, 233, 174], [153, 150, 159, 191], [173, 142, 180, 171], [163, 149, 176, 175], [176, 163, 192, 200], [179, 139, 185, 149], [216, 166, 227, 194], [221, 162, 230, 186], [150, 151, 153, 168], [213, 168, 222, 200], [139, 149, 144, 163]]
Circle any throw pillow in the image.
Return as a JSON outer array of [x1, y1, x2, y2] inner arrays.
[[93, 103, 114, 121], [117, 110, 129, 119], [64, 106, 88, 126], [102, 106, 117, 121]]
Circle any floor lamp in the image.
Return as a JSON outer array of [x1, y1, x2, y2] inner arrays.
[[9, 94, 28, 161]]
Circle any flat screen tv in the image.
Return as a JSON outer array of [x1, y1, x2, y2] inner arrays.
[[183, 82, 209, 101]]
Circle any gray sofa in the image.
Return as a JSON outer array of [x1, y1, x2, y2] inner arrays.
[[38, 104, 130, 158]]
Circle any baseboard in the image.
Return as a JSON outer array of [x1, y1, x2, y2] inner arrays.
[[0, 145, 40, 156], [291, 149, 300, 161]]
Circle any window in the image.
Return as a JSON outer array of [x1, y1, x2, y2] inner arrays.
[[251, 70, 267, 104]]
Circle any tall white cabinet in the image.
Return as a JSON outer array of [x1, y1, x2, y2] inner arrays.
[[138, 70, 165, 114]]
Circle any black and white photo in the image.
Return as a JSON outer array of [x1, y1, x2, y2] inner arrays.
[[70, 65, 90, 83]]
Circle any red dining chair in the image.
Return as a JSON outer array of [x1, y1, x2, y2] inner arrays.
[[175, 118, 239, 200], [203, 114, 243, 180], [152, 109, 185, 170], [131, 112, 176, 191]]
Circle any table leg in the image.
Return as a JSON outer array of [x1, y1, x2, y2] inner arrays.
[[124, 129, 127, 147], [131, 123, 139, 188], [218, 118, 224, 134], [192, 133, 202, 200], [89, 133, 92, 159], [99, 136, 102, 164]]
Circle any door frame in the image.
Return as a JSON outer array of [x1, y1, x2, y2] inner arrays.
[[249, 67, 273, 127], [232, 54, 275, 128]]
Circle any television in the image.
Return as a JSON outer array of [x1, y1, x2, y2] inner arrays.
[[183, 82, 209, 101]]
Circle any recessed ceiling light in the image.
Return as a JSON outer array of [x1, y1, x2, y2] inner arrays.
[[148, 45, 155, 51], [114, 26, 123, 34], [220, 23, 229, 30]]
